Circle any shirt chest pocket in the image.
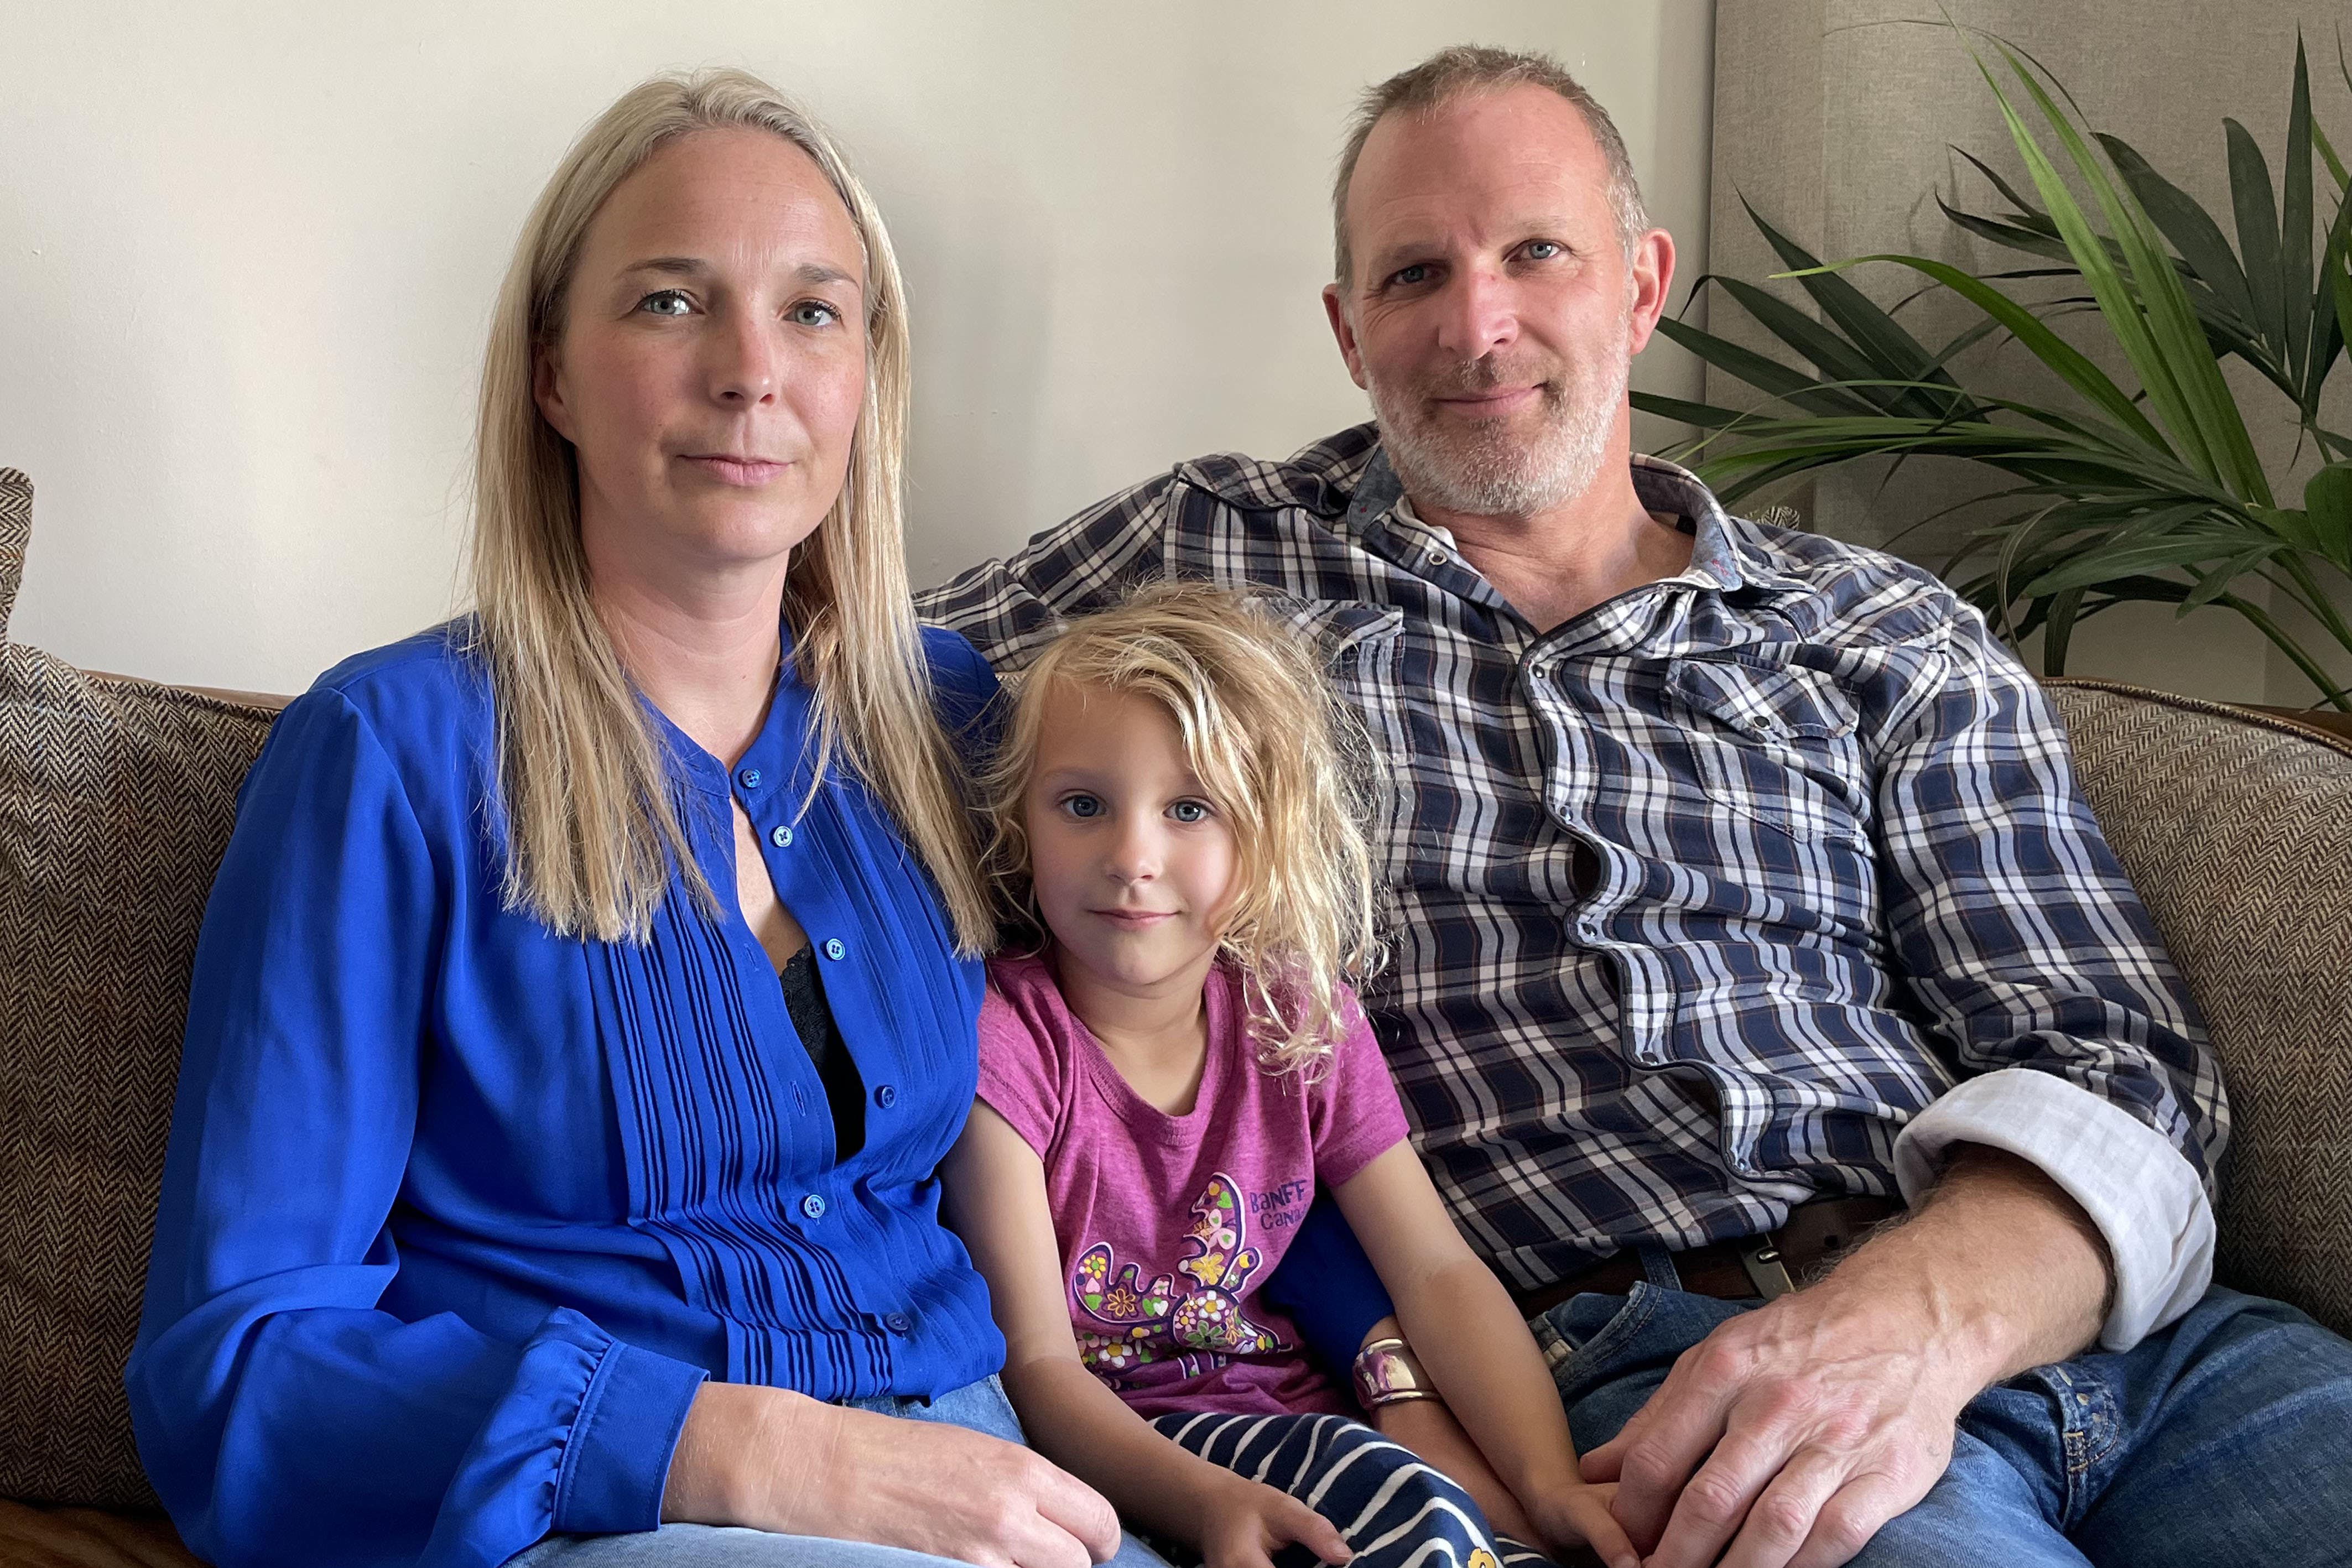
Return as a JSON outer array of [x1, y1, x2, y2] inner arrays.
[[1266, 597, 1415, 873], [1279, 600, 1404, 671], [1666, 657, 1872, 849]]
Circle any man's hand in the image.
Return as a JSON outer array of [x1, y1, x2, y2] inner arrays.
[[1578, 1148, 2111, 1568], [664, 1381, 1122, 1568]]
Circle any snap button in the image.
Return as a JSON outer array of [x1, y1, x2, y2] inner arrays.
[[874, 1084, 897, 1109], [738, 767, 762, 789], [800, 1193, 827, 1220], [771, 825, 794, 848], [883, 1312, 914, 1335], [824, 937, 846, 961]]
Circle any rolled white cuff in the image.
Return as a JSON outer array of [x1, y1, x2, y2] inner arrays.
[[1892, 1067, 2214, 1351]]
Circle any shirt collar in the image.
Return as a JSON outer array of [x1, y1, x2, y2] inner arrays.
[[1341, 442, 1809, 601], [1628, 453, 1809, 598]]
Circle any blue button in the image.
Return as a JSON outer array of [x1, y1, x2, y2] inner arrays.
[[823, 937, 846, 961], [874, 1084, 897, 1109], [771, 825, 794, 848], [800, 1193, 827, 1220], [738, 767, 762, 789], [883, 1312, 914, 1335]]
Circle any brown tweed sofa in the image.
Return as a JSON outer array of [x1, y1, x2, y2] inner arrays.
[[4, 463, 2350, 1565]]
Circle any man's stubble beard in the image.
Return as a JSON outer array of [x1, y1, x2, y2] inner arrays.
[[1363, 306, 1633, 519]]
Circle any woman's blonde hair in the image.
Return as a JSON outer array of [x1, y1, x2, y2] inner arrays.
[[977, 582, 1387, 1075], [467, 67, 991, 950]]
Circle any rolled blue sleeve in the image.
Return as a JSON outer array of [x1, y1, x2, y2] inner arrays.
[[127, 689, 704, 1568]]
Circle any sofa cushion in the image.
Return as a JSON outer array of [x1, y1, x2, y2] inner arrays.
[[2046, 678, 2352, 1338], [0, 469, 282, 1509], [2, 459, 2346, 1530]]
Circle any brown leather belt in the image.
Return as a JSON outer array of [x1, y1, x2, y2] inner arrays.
[[1510, 1195, 1903, 1319]]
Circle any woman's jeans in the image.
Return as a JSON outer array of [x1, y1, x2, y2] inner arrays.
[[1539, 1282, 2352, 1566], [508, 1375, 1169, 1568]]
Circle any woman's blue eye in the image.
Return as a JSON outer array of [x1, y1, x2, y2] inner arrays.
[[1169, 800, 1211, 824], [1062, 794, 1104, 820], [789, 300, 842, 327], [637, 290, 692, 317]]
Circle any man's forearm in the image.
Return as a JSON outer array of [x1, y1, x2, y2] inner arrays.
[[1580, 1143, 2118, 1564], [1829, 1142, 2111, 1385]]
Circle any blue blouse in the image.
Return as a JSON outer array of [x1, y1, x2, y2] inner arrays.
[[127, 621, 1005, 1568]]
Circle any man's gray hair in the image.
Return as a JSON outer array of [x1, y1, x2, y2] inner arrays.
[[1330, 44, 1650, 290]]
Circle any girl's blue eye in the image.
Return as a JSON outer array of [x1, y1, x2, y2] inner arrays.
[[1169, 800, 1211, 824], [789, 300, 842, 327], [1063, 794, 1104, 820], [638, 290, 692, 317]]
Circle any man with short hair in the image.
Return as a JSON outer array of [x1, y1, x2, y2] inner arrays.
[[920, 45, 2352, 1568]]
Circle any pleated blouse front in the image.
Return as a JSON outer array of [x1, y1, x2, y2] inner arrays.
[[128, 620, 1002, 1568]]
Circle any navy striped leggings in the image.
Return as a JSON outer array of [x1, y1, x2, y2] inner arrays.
[[1150, 1411, 1552, 1568]]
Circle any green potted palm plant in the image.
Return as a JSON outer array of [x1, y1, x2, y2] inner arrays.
[[1640, 30, 2352, 712]]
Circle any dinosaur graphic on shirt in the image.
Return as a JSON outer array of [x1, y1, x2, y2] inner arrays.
[[1071, 1172, 1287, 1381]]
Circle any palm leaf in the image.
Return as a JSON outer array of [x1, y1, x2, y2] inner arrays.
[[1663, 25, 2351, 703], [1996, 46, 2273, 501], [2282, 39, 2317, 384], [1652, 311, 1886, 419], [1745, 200, 1970, 417], [2308, 462, 2352, 569], [1785, 254, 2167, 448], [2094, 133, 2260, 329], [2228, 119, 2288, 369]]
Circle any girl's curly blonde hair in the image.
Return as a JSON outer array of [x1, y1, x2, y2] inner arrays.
[[977, 581, 1388, 1077]]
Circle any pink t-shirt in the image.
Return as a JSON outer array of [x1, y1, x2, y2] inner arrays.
[[976, 953, 1411, 1420]]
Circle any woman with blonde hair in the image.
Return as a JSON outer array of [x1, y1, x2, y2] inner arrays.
[[128, 69, 1143, 1568]]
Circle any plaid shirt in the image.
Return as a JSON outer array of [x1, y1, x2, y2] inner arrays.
[[919, 424, 2226, 1341]]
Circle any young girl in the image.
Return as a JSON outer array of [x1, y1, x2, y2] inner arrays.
[[942, 584, 1635, 1568]]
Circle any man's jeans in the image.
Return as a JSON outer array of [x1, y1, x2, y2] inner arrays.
[[1539, 1282, 2352, 1565], [509, 1375, 1170, 1568]]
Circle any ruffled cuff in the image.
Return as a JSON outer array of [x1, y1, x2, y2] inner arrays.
[[422, 1309, 709, 1567], [554, 1335, 710, 1534]]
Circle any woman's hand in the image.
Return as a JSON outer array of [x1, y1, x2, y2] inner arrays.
[[663, 1382, 1122, 1568], [1194, 1469, 1354, 1568]]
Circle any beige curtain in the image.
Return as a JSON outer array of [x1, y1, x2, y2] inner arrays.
[[1705, 1, 2352, 703]]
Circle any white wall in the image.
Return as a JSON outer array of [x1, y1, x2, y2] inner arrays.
[[1, 1, 1716, 694]]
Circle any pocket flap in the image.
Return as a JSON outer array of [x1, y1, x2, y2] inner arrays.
[[1667, 658, 1858, 742], [1267, 598, 1404, 662]]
